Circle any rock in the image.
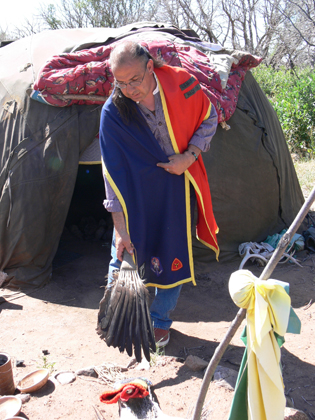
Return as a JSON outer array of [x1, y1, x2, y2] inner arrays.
[[75, 366, 98, 378], [16, 393, 31, 403], [284, 408, 309, 419], [213, 365, 238, 391], [54, 371, 76, 385], [135, 358, 151, 371], [185, 355, 208, 371], [126, 359, 137, 369]]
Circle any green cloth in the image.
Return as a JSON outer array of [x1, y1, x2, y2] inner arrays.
[[228, 328, 249, 420], [264, 229, 304, 252]]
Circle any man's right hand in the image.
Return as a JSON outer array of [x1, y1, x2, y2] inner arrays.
[[112, 211, 134, 261], [115, 230, 134, 261]]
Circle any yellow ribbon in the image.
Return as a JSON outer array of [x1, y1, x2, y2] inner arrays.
[[229, 269, 291, 420]]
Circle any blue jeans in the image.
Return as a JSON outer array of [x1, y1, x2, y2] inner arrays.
[[108, 231, 182, 330]]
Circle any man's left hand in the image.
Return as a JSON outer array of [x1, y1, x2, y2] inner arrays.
[[157, 150, 197, 175]]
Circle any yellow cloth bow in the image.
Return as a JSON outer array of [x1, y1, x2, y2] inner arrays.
[[229, 269, 291, 420]]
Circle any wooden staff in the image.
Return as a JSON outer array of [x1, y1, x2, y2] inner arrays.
[[192, 186, 315, 420]]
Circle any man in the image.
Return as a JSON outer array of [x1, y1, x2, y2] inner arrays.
[[99, 40, 219, 348]]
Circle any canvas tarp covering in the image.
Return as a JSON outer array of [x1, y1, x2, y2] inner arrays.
[[0, 23, 304, 289]]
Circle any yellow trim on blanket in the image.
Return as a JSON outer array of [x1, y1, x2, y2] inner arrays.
[[146, 277, 194, 289], [186, 171, 220, 261], [185, 176, 196, 286], [157, 77, 180, 154], [157, 76, 196, 287]]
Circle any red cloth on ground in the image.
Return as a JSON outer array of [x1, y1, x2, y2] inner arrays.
[[100, 380, 149, 404]]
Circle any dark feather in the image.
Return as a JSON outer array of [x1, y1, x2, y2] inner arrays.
[[118, 286, 134, 353], [97, 286, 111, 323], [97, 285, 113, 339], [138, 284, 151, 361], [100, 279, 122, 332], [143, 287, 156, 354], [112, 281, 129, 348], [98, 290, 116, 333], [97, 270, 119, 327], [133, 288, 142, 362], [125, 287, 136, 357], [105, 281, 126, 347], [118, 314, 128, 354]]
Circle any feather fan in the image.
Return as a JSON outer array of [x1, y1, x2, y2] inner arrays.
[[97, 250, 156, 362]]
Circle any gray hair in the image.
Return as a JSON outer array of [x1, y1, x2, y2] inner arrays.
[[110, 41, 162, 71]]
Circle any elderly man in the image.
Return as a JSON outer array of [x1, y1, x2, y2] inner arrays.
[[99, 40, 219, 348]]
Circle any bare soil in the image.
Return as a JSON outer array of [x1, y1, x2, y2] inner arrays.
[[1, 228, 315, 420]]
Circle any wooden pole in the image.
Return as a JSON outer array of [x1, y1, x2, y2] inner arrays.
[[192, 186, 315, 420]]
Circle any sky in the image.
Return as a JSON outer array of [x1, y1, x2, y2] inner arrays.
[[0, 0, 59, 33]]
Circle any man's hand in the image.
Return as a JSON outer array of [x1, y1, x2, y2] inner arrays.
[[112, 212, 134, 261], [156, 146, 201, 175], [115, 230, 134, 261]]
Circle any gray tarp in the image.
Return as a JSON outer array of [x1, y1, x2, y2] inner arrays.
[[0, 23, 304, 289]]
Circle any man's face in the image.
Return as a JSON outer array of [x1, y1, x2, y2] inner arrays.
[[113, 58, 155, 103]]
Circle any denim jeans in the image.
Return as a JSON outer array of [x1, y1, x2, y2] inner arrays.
[[107, 230, 182, 330]]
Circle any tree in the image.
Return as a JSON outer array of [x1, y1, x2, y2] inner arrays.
[[8, 0, 315, 68], [275, 0, 315, 66], [37, 0, 158, 29], [0, 26, 16, 43]]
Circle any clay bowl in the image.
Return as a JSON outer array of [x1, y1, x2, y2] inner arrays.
[[5, 417, 26, 420], [0, 396, 22, 420], [16, 368, 49, 393]]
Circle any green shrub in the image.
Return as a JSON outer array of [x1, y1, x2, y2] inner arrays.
[[252, 65, 315, 157]]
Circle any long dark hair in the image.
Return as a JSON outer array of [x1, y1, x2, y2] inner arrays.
[[111, 43, 163, 124]]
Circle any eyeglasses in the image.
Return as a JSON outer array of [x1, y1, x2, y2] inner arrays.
[[115, 67, 147, 89]]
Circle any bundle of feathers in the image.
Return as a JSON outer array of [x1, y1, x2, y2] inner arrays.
[[97, 251, 156, 362]]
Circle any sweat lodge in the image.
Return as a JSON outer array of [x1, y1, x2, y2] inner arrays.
[[0, 21, 304, 289]]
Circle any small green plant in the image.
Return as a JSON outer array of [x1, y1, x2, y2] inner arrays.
[[150, 345, 165, 367], [37, 355, 56, 375]]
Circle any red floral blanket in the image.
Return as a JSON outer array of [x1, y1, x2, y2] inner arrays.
[[32, 38, 262, 123]]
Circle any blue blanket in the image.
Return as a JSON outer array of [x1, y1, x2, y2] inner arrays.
[[99, 96, 195, 288]]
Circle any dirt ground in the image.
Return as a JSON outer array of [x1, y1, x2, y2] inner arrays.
[[1, 224, 315, 420]]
